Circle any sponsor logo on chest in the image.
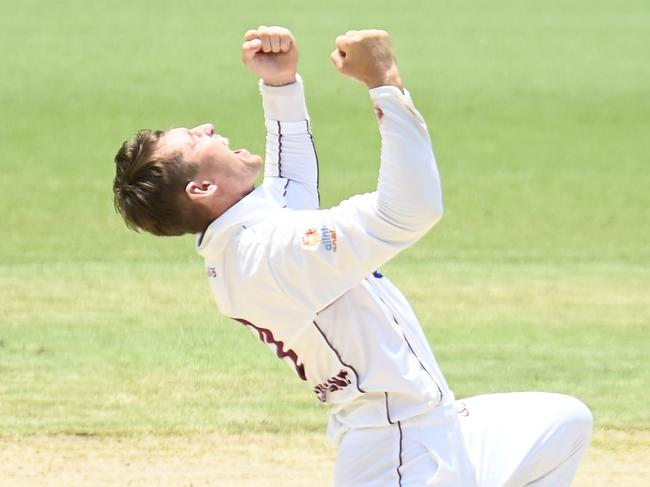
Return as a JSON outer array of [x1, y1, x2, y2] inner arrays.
[[301, 224, 337, 252]]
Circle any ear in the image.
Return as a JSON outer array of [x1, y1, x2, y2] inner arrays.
[[185, 180, 218, 201]]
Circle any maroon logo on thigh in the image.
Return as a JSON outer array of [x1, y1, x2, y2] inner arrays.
[[313, 370, 352, 402]]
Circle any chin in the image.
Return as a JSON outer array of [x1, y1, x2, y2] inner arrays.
[[250, 156, 263, 174]]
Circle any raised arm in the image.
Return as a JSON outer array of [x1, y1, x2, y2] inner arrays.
[[219, 30, 443, 313], [331, 30, 442, 230], [242, 26, 320, 210]]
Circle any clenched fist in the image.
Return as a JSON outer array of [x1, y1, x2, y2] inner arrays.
[[242, 26, 298, 86], [330, 30, 403, 91]]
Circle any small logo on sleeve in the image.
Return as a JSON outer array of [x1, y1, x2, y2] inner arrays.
[[374, 106, 384, 122], [456, 402, 470, 417], [207, 266, 217, 278], [301, 225, 337, 252]]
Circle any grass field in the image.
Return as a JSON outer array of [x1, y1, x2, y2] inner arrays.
[[1, 0, 649, 484]]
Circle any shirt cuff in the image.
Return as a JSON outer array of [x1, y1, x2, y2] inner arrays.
[[369, 85, 414, 105], [259, 73, 309, 122], [369, 86, 425, 126]]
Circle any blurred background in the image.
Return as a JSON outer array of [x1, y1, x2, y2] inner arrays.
[[1, 0, 648, 469]]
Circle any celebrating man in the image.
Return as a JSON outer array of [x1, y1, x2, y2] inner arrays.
[[113, 26, 592, 486]]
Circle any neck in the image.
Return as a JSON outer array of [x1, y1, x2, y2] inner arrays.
[[200, 185, 256, 231]]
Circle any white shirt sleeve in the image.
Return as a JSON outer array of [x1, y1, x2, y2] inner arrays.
[[260, 74, 320, 210], [235, 86, 443, 312]]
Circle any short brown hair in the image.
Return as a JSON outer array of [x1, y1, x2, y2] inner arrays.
[[113, 129, 203, 236]]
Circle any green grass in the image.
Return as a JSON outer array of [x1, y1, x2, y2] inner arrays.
[[1, 0, 649, 437], [1, 262, 648, 434]]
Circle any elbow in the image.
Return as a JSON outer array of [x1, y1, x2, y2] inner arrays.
[[430, 204, 444, 226], [375, 187, 444, 233], [421, 207, 443, 230], [421, 194, 444, 228], [376, 198, 443, 235]]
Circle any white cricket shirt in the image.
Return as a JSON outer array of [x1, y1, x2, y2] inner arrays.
[[196, 75, 454, 444]]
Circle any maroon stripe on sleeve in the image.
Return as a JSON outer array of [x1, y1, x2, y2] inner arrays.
[[277, 121, 283, 178], [306, 119, 321, 206]]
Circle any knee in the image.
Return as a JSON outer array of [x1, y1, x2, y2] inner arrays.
[[556, 395, 593, 449]]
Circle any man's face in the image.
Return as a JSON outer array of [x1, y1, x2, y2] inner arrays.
[[161, 123, 263, 197]]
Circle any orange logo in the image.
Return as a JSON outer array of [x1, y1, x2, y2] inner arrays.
[[301, 225, 337, 252], [301, 228, 321, 249]]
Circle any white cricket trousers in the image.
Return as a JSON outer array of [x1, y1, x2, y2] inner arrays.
[[334, 392, 593, 486]]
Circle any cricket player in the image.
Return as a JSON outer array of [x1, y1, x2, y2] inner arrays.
[[113, 26, 592, 486]]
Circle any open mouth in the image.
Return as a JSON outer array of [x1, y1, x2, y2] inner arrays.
[[234, 148, 251, 157]]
